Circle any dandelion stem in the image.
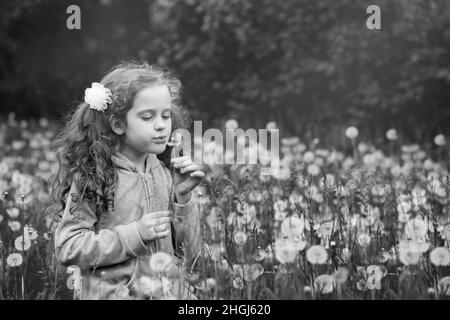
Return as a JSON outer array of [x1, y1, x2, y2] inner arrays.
[[199, 203, 207, 299], [246, 279, 252, 300], [351, 139, 358, 162], [1, 192, 8, 299], [52, 235, 58, 300], [370, 289, 375, 300], [214, 260, 218, 300], [432, 263, 439, 300], [310, 264, 315, 300], [337, 283, 342, 300], [20, 195, 25, 300]]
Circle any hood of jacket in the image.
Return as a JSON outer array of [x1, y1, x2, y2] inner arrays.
[[111, 151, 161, 174]]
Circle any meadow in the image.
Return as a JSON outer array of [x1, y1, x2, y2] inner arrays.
[[0, 113, 449, 300]]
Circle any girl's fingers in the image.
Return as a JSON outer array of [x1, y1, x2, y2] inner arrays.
[[148, 210, 171, 218], [190, 171, 205, 178], [154, 217, 171, 225], [170, 156, 190, 164], [156, 229, 170, 239], [180, 164, 200, 174], [155, 223, 170, 232], [173, 159, 193, 169]]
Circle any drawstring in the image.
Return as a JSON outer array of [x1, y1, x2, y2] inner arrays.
[[139, 172, 160, 253], [150, 170, 155, 185], [138, 175, 144, 194], [137, 175, 153, 255]]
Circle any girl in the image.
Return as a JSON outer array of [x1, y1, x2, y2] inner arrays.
[[52, 61, 204, 299]]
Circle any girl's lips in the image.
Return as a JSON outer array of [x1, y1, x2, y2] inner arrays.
[[152, 137, 167, 144]]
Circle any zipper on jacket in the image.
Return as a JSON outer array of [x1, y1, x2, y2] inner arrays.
[[141, 174, 158, 252], [142, 176, 152, 208]]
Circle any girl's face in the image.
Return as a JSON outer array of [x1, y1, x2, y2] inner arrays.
[[121, 85, 172, 155]]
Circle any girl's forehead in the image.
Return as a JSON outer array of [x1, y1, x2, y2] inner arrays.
[[131, 85, 171, 112]]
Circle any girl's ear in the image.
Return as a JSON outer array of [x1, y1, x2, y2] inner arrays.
[[110, 116, 125, 135]]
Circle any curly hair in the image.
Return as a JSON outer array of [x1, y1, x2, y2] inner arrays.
[[51, 60, 191, 218]]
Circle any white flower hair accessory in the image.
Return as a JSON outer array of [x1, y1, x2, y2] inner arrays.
[[84, 82, 112, 112]]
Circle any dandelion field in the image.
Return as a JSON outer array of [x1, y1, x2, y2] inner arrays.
[[1, 114, 450, 300]]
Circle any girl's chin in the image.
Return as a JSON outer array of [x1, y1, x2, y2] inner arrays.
[[147, 144, 167, 154]]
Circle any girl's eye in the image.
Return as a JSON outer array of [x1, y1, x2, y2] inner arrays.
[[142, 116, 152, 121], [162, 115, 171, 120]]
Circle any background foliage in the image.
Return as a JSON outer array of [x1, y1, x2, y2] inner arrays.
[[0, 0, 449, 143], [1, 1, 450, 300]]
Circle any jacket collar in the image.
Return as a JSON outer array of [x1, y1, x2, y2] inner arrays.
[[111, 151, 160, 174]]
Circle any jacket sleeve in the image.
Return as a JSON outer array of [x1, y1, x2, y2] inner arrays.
[[162, 166, 202, 267], [54, 178, 148, 269], [172, 198, 202, 267]]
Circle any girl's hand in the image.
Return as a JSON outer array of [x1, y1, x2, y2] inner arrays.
[[170, 156, 205, 204], [136, 210, 172, 242]]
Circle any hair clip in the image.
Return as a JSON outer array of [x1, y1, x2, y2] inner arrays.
[[84, 82, 112, 112]]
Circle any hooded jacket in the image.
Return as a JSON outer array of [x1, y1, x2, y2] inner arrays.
[[54, 151, 201, 299]]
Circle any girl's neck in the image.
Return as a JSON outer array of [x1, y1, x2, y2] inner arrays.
[[118, 145, 151, 173]]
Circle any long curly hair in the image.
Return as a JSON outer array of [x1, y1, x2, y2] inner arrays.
[[51, 61, 190, 218]]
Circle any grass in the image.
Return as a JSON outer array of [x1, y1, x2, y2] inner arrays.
[[0, 116, 449, 300]]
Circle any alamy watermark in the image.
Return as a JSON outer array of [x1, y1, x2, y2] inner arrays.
[[366, 5, 381, 30], [66, 5, 81, 30], [66, 4, 381, 31], [172, 121, 280, 176]]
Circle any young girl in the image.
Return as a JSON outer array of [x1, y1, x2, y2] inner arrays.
[[52, 61, 204, 299]]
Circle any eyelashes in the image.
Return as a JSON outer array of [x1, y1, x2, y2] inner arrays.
[[141, 115, 171, 121]]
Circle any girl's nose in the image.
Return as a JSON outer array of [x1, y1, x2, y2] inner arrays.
[[154, 116, 166, 131]]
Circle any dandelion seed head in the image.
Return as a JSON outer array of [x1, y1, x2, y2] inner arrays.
[[14, 236, 31, 251], [357, 233, 371, 248], [307, 163, 321, 176], [438, 276, 450, 296], [434, 134, 446, 147], [306, 245, 328, 265], [266, 121, 277, 131], [243, 264, 264, 281], [430, 247, 450, 266], [24, 224, 38, 240], [196, 278, 216, 292], [345, 126, 359, 140], [225, 119, 238, 130], [7, 253, 23, 267], [314, 274, 334, 294], [280, 215, 305, 241], [333, 267, 349, 284], [274, 238, 299, 264], [386, 129, 398, 141], [168, 131, 182, 147], [398, 240, 422, 265], [233, 277, 244, 290], [404, 218, 428, 240], [7, 207, 20, 219], [233, 231, 247, 246], [149, 252, 173, 273], [8, 221, 21, 232], [302, 151, 315, 163]]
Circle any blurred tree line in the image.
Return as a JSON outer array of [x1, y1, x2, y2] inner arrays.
[[0, 0, 449, 142]]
